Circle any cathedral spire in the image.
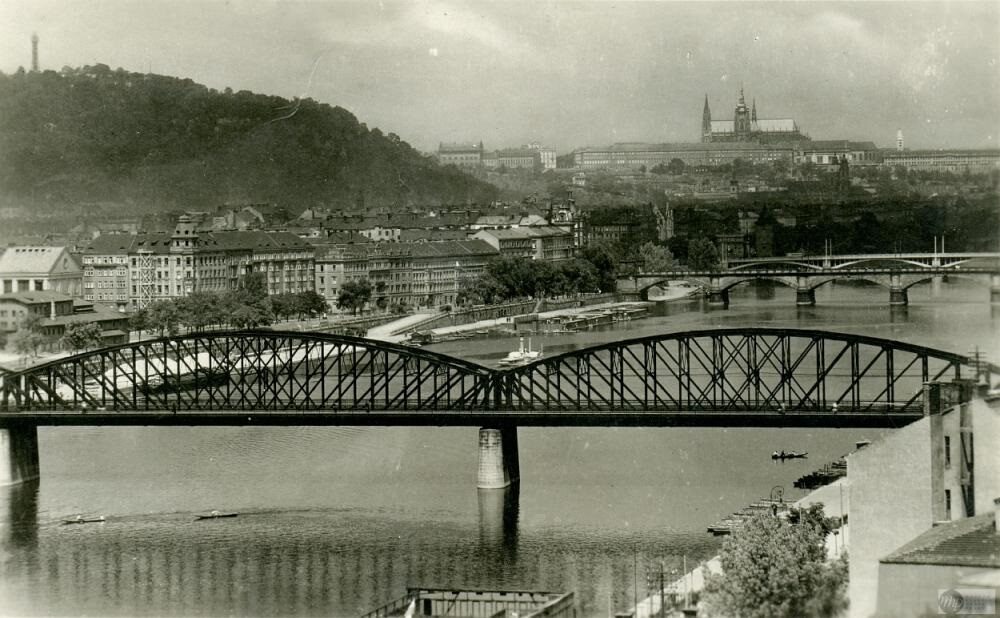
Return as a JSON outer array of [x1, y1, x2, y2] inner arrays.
[[702, 94, 712, 141], [739, 84, 745, 105], [752, 98, 757, 122]]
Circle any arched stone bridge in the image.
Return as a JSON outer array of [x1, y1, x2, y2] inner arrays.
[[624, 253, 1000, 306], [0, 328, 992, 488]]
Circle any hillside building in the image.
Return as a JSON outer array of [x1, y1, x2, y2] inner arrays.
[[701, 87, 808, 144], [438, 142, 484, 167]]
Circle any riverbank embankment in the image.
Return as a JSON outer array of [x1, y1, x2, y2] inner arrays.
[[626, 476, 849, 618]]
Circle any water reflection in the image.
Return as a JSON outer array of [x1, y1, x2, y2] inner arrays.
[[1, 478, 38, 550], [477, 486, 519, 567]]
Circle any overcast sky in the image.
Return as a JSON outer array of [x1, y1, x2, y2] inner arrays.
[[3, 1, 998, 152]]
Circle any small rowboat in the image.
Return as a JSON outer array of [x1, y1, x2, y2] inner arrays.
[[195, 510, 238, 520], [63, 516, 105, 525]]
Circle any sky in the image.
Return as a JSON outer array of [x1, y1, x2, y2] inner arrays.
[[2, 1, 999, 153]]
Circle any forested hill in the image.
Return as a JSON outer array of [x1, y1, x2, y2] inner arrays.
[[0, 65, 498, 211]]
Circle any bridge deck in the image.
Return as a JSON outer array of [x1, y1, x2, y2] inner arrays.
[[0, 409, 924, 428]]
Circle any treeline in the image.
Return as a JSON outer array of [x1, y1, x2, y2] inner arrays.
[[461, 246, 630, 305], [0, 66, 498, 211], [129, 275, 327, 336]]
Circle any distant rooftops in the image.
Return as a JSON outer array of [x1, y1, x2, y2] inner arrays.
[[83, 230, 313, 255]]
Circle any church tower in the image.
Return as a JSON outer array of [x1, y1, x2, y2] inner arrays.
[[701, 95, 713, 143], [733, 86, 752, 140], [751, 98, 759, 132]]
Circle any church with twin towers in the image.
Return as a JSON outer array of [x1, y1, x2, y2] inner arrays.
[[701, 86, 809, 144]]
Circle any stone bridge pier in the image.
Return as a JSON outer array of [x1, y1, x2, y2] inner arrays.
[[0, 424, 40, 487], [992, 273, 1000, 304], [477, 426, 520, 489]]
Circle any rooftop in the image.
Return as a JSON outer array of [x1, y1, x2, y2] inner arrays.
[[0, 246, 76, 274], [577, 141, 793, 153], [0, 290, 75, 305], [881, 512, 1000, 568]]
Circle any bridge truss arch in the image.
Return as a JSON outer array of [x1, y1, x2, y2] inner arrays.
[[1, 330, 493, 415], [0, 328, 989, 427], [499, 328, 984, 421]]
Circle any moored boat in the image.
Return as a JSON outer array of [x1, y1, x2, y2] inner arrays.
[[497, 337, 542, 367], [63, 515, 105, 525]]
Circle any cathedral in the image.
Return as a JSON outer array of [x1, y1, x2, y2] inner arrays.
[[701, 88, 808, 144]]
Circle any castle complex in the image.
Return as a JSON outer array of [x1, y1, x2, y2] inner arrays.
[[701, 87, 808, 144]]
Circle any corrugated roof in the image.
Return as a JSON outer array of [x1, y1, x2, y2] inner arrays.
[[0, 246, 75, 274], [881, 513, 1000, 568]]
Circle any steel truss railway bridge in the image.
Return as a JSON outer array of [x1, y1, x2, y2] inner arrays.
[[622, 252, 1000, 306], [0, 328, 993, 488]]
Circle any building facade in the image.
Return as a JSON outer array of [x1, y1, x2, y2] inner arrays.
[[848, 381, 1000, 618], [0, 291, 130, 346], [314, 240, 498, 310], [796, 140, 882, 166], [81, 216, 314, 310], [0, 246, 83, 297], [572, 141, 793, 170], [881, 149, 1000, 173]]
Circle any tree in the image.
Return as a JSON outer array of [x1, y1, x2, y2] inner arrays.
[[667, 158, 686, 175], [337, 279, 372, 315], [229, 300, 273, 329], [177, 291, 225, 332], [297, 291, 328, 318], [12, 314, 46, 358], [128, 309, 149, 335], [145, 300, 182, 337], [687, 237, 720, 271], [61, 322, 104, 352], [638, 242, 674, 272], [702, 508, 848, 618]]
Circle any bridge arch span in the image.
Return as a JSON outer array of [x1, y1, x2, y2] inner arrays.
[[1, 330, 493, 414], [728, 260, 825, 272], [502, 327, 982, 417]]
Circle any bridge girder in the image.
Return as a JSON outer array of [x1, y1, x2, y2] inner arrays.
[[0, 328, 980, 427]]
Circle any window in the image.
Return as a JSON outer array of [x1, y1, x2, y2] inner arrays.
[[944, 436, 951, 468], [944, 489, 952, 520]]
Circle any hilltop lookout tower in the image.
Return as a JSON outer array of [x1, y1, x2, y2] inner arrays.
[[31, 33, 39, 72]]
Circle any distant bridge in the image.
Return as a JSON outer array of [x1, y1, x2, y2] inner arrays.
[[1, 328, 992, 488], [623, 252, 1000, 306]]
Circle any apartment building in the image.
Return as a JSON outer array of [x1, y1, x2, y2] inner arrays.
[[81, 216, 315, 310]]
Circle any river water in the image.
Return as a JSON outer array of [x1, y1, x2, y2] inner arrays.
[[1, 280, 996, 617]]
